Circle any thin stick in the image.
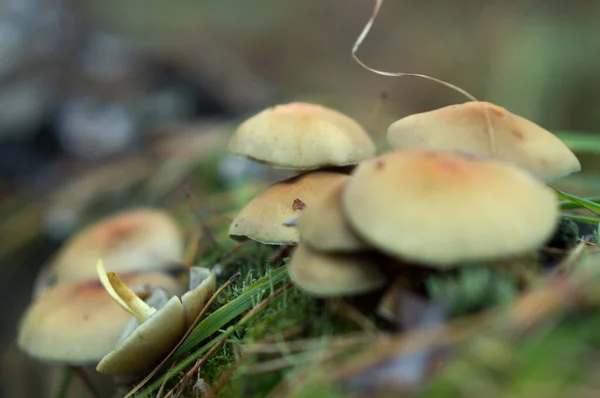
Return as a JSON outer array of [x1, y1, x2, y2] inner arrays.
[[54, 367, 72, 398], [352, 0, 496, 155], [156, 362, 177, 398], [70, 366, 101, 398], [241, 332, 379, 356], [164, 284, 292, 397]]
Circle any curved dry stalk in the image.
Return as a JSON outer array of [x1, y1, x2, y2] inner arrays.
[[352, 0, 496, 155]]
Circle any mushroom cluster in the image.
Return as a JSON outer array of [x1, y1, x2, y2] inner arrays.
[[17, 207, 216, 376], [287, 101, 581, 306], [227, 102, 376, 246]]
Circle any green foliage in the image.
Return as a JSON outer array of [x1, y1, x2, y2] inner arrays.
[[425, 267, 518, 317]]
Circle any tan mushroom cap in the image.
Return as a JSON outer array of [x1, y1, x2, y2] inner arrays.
[[228, 102, 376, 170], [229, 171, 348, 245], [44, 208, 185, 288], [17, 272, 184, 365], [386, 101, 581, 182], [342, 149, 560, 267], [96, 296, 187, 375], [288, 244, 387, 297], [297, 176, 369, 252], [181, 267, 217, 326]]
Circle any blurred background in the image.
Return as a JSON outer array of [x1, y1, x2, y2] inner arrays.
[[1, 0, 599, 397]]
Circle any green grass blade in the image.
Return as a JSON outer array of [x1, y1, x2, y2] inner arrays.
[[561, 213, 600, 225], [556, 190, 600, 216], [560, 197, 600, 210], [176, 266, 289, 356]]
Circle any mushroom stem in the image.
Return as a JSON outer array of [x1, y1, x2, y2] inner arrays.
[[96, 260, 157, 322]]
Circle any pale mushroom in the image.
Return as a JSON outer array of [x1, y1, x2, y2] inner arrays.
[[229, 171, 348, 245], [288, 244, 387, 297], [342, 149, 560, 267], [386, 101, 580, 182], [228, 102, 376, 170]]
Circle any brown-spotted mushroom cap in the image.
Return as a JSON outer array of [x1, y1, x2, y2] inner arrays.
[[95, 261, 187, 375], [17, 271, 184, 364], [229, 171, 348, 245], [386, 101, 581, 182], [288, 244, 386, 297], [40, 208, 185, 290], [297, 176, 368, 252], [228, 102, 376, 170], [342, 149, 560, 267]]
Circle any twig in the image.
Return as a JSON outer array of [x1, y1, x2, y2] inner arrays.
[[241, 332, 378, 356]]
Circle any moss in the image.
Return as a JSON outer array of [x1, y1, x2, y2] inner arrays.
[[425, 267, 518, 318], [546, 216, 580, 250]]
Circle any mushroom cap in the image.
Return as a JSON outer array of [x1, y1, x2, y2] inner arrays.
[[181, 267, 217, 326], [229, 171, 348, 245], [342, 149, 560, 267], [386, 101, 581, 182], [17, 272, 184, 365], [228, 102, 376, 170], [288, 244, 387, 297], [96, 296, 187, 375], [297, 176, 369, 252], [43, 208, 185, 288]]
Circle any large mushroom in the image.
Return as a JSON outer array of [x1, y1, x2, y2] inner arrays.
[[386, 101, 580, 182], [341, 149, 560, 267]]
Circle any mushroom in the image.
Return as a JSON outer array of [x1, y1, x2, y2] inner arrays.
[[342, 149, 560, 267], [17, 271, 184, 364], [296, 175, 369, 252], [288, 244, 387, 297], [95, 261, 217, 375], [386, 101, 581, 182], [228, 102, 376, 171], [35, 208, 186, 296], [95, 261, 187, 375], [229, 171, 348, 245], [181, 267, 217, 325]]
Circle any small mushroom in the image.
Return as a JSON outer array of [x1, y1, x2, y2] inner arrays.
[[181, 267, 217, 325], [342, 149, 560, 267], [386, 101, 581, 182], [95, 261, 187, 375], [296, 176, 368, 252], [229, 171, 348, 245], [35, 208, 186, 296], [17, 271, 184, 364], [95, 261, 217, 375], [288, 244, 387, 297], [228, 102, 376, 171]]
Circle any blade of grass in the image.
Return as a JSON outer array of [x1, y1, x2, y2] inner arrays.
[[175, 265, 289, 355], [561, 213, 600, 225], [555, 190, 600, 216], [561, 197, 600, 210]]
